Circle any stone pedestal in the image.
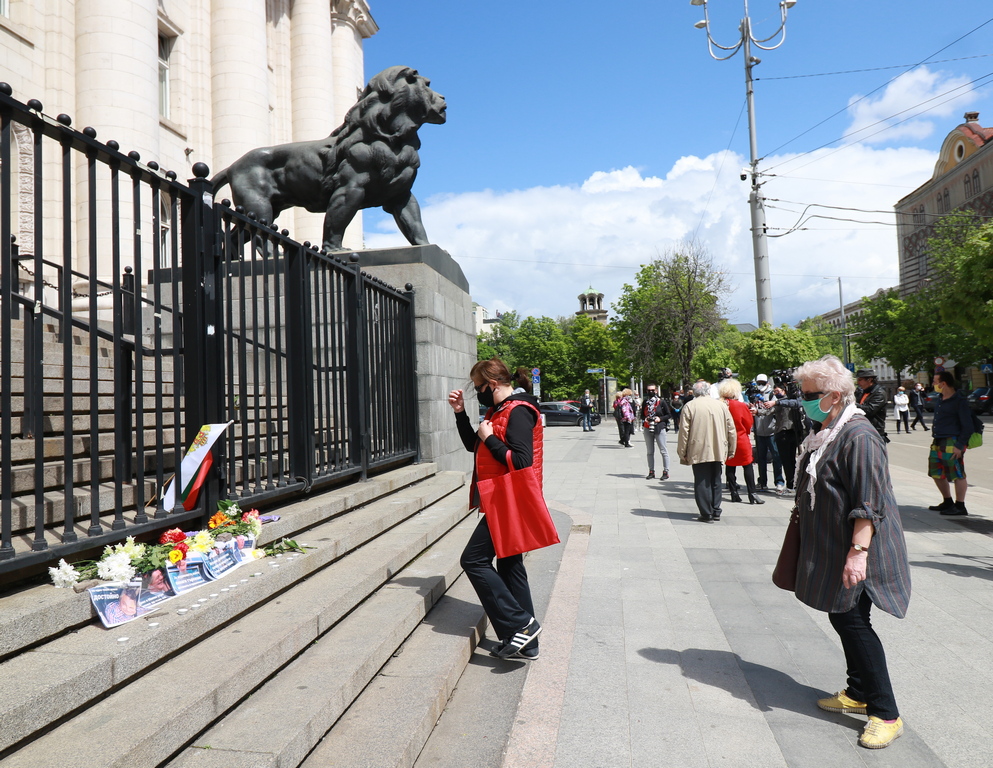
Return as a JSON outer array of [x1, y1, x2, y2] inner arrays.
[[359, 245, 474, 475]]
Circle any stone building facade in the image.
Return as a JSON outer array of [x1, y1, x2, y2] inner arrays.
[[0, 0, 376, 275]]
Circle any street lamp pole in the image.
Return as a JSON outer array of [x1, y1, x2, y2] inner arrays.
[[691, 0, 797, 328], [835, 276, 849, 367]]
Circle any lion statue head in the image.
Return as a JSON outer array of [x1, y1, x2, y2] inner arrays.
[[332, 66, 446, 149]]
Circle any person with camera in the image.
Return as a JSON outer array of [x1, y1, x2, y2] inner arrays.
[[761, 381, 805, 495], [855, 369, 889, 442], [641, 384, 672, 480], [753, 374, 785, 493]]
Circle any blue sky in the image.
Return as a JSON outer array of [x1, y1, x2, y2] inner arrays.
[[362, 1, 993, 327]]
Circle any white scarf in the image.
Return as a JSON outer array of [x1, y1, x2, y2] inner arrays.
[[796, 403, 863, 510]]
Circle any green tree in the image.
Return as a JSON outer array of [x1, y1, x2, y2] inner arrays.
[[568, 315, 619, 394], [848, 288, 985, 375], [735, 323, 821, 380], [612, 243, 730, 385], [795, 316, 845, 359], [928, 213, 993, 347], [511, 316, 572, 399], [690, 322, 743, 381], [476, 310, 519, 365]]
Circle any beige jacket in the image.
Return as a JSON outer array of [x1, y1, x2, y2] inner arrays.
[[677, 395, 737, 465]]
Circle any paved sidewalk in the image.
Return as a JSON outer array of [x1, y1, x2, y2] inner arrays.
[[420, 422, 993, 768]]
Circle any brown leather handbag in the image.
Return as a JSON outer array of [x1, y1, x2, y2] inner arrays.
[[772, 507, 800, 591]]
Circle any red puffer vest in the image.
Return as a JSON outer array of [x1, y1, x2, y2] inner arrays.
[[471, 398, 543, 508]]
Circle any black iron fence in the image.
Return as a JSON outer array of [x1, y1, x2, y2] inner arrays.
[[0, 85, 418, 576]]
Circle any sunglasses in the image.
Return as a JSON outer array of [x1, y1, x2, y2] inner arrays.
[[800, 390, 826, 401]]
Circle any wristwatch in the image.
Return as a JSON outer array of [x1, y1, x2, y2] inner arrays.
[[852, 544, 869, 553]]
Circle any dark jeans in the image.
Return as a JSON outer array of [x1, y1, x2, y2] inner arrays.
[[910, 405, 927, 429], [754, 434, 784, 487], [622, 421, 635, 446], [828, 591, 899, 719], [692, 461, 723, 518], [725, 463, 758, 499], [615, 415, 625, 443], [895, 411, 910, 433], [775, 430, 799, 489], [460, 515, 536, 643], [581, 410, 592, 430]]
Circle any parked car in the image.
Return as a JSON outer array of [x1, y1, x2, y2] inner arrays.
[[923, 391, 942, 412], [967, 386, 992, 414], [539, 401, 602, 427]]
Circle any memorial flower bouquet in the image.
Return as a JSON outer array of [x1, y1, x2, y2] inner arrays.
[[49, 501, 265, 587]]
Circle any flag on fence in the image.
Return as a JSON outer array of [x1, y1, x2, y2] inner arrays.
[[162, 422, 233, 511]]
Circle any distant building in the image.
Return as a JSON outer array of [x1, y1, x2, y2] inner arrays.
[[576, 286, 608, 325], [895, 111, 993, 295]]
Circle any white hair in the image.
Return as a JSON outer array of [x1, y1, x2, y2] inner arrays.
[[692, 380, 711, 398], [794, 355, 855, 406]]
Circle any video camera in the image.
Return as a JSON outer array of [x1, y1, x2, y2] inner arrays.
[[772, 368, 801, 399]]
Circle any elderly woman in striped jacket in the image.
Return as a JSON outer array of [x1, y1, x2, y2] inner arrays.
[[792, 355, 911, 750]]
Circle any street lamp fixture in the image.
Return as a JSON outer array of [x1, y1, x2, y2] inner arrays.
[[823, 276, 849, 367], [690, 0, 798, 328]]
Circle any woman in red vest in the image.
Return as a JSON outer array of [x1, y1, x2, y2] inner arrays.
[[449, 357, 543, 660]]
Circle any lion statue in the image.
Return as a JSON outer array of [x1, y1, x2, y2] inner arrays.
[[211, 66, 446, 251]]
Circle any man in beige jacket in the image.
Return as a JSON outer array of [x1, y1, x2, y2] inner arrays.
[[678, 380, 737, 522]]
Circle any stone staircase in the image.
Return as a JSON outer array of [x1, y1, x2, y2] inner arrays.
[[0, 462, 486, 767]]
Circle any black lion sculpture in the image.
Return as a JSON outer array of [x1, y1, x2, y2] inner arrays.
[[211, 66, 446, 251]]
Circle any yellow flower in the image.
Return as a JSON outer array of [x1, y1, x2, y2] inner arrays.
[[168, 549, 184, 564]]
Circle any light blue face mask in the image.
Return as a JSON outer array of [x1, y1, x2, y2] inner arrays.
[[801, 394, 832, 423]]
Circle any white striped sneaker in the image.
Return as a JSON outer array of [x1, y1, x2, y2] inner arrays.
[[493, 618, 542, 659]]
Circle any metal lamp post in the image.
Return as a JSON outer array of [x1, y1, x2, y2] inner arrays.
[[824, 276, 849, 367], [691, 0, 798, 328]]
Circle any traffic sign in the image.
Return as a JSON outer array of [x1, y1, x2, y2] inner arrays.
[[586, 367, 604, 373], [531, 368, 540, 375], [981, 364, 993, 374], [934, 357, 945, 365], [531, 375, 540, 383], [845, 363, 855, 372]]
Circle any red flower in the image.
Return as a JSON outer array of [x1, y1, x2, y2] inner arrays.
[[160, 528, 187, 545], [172, 541, 189, 556]]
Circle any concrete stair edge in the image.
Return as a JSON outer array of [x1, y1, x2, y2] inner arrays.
[[0, 463, 442, 660], [0, 491, 473, 766]]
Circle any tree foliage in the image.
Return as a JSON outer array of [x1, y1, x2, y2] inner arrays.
[[476, 310, 519, 365], [928, 213, 993, 348], [690, 322, 743, 381], [735, 323, 821, 380], [795, 316, 845, 360], [848, 288, 985, 375], [612, 243, 730, 385]]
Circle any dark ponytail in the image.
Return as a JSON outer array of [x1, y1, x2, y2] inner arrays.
[[512, 367, 532, 393]]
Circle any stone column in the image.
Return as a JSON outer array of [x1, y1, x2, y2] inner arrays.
[[359, 246, 475, 475], [290, 0, 336, 246], [210, 0, 270, 173], [74, 0, 159, 288], [331, 0, 378, 250]]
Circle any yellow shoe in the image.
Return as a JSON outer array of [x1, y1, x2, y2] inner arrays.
[[859, 716, 904, 749], [817, 690, 868, 715]]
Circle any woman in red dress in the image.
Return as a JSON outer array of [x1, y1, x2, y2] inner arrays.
[[718, 378, 764, 505]]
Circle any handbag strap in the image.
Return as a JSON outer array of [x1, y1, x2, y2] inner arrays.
[[505, 450, 517, 473]]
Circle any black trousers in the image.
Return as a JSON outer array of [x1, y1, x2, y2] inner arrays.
[[775, 430, 799, 489], [615, 415, 625, 443], [895, 411, 910, 432], [910, 405, 927, 429], [460, 515, 536, 643], [828, 591, 899, 720], [725, 463, 758, 499], [692, 461, 723, 518]]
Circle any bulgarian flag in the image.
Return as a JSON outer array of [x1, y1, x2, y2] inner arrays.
[[162, 422, 233, 511]]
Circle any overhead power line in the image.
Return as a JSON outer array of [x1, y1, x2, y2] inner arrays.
[[757, 53, 993, 81]]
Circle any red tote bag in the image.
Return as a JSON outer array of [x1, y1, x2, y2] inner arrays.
[[477, 452, 560, 559]]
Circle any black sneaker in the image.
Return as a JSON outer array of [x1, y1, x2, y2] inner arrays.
[[942, 503, 968, 516], [929, 499, 954, 512], [493, 618, 542, 659], [661, 470, 669, 481], [515, 645, 540, 660], [646, 471, 656, 480]]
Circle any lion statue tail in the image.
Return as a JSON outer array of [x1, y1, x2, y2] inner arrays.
[[210, 167, 230, 193]]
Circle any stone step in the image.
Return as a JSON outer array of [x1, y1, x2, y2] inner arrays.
[[0, 462, 440, 660], [0, 475, 470, 766], [166, 517, 480, 768], [301, 574, 486, 768]]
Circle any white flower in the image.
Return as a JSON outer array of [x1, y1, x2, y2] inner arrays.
[[49, 559, 80, 588], [97, 551, 136, 583], [119, 536, 146, 559]]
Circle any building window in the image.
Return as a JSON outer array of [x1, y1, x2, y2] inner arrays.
[[965, 173, 973, 199], [942, 188, 950, 213], [0, 0, 8, 17], [158, 34, 173, 119], [917, 246, 928, 279], [974, 169, 982, 195]]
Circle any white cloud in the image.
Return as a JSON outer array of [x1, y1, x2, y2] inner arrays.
[[844, 67, 975, 145], [365, 144, 937, 329]]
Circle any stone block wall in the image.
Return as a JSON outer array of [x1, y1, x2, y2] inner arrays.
[[359, 245, 475, 475]]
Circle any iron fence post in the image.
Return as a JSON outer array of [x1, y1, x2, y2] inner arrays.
[[284, 242, 315, 485], [403, 283, 421, 462], [181, 164, 223, 518], [347, 254, 370, 480]]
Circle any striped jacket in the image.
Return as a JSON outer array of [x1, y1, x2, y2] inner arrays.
[[794, 414, 911, 618]]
